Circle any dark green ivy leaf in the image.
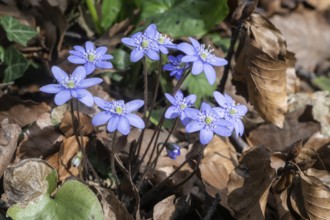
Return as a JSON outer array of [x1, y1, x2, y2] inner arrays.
[[3, 47, 29, 83], [0, 16, 37, 46]]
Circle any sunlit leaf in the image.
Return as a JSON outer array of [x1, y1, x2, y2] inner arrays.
[[101, 0, 122, 30], [7, 180, 104, 220], [0, 16, 37, 46], [3, 46, 29, 82], [141, 0, 228, 37]]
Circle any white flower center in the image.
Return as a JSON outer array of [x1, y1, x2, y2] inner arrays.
[[198, 44, 215, 62]]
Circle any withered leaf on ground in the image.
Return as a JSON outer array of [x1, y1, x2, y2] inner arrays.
[[233, 13, 296, 127], [228, 147, 276, 219], [60, 111, 94, 137], [0, 94, 50, 127], [153, 195, 176, 220], [0, 119, 21, 177], [271, 8, 330, 73]]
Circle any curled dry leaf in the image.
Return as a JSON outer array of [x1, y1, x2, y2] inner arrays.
[[228, 147, 276, 219], [311, 91, 330, 137], [4, 159, 55, 204], [0, 119, 21, 177], [233, 13, 296, 127], [0, 94, 50, 127], [199, 136, 238, 212], [153, 195, 176, 220], [16, 113, 63, 159], [60, 111, 94, 137], [299, 169, 330, 220]]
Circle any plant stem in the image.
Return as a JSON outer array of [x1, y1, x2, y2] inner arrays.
[[110, 131, 119, 186], [85, 0, 102, 35]]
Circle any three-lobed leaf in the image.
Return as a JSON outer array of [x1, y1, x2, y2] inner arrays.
[[0, 16, 37, 46], [3, 46, 29, 83], [141, 0, 228, 38]]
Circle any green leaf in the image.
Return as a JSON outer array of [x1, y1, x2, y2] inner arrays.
[[3, 47, 29, 82], [182, 73, 217, 107], [149, 108, 173, 129], [7, 180, 104, 220], [313, 76, 330, 92], [101, 0, 122, 30], [0, 45, 4, 63], [0, 16, 37, 46], [112, 48, 130, 70], [141, 0, 229, 38]]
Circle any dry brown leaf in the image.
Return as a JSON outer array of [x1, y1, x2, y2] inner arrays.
[[248, 106, 320, 152], [16, 113, 63, 159], [153, 195, 176, 220], [300, 169, 330, 220], [228, 147, 276, 219], [311, 91, 330, 137], [0, 94, 50, 127], [233, 13, 296, 127], [271, 8, 330, 72], [57, 136, 88, 181], [3, 159, 55, 204], [0, 119, 21, 177], [199, 136, 238, 212], [60, 111, 94, 137]]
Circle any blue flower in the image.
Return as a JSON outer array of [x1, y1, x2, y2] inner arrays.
[[68, 41, 113, 75], [164, 143, 181, 159], [163, 55, 190, 80], [213, 91, 247, 137], [40, 66, 102, 106], [177, 37, 228, 85], [92, 97, 145, 135], [185, 103, 233, 145], [121, 24, 160, 62], [154, 32, 176, 54], [164, 90, 196, 125]]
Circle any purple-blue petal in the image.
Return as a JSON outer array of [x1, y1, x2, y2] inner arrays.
[[201, 102, 212, 112], [118, 116, 130, 135], [159, 46, 169, 54], [177, 42, 195, 55], [164, 93, 176, 105], [144, 24, 157, 38], [73, 46, 85, 53], [96, 46, 107, 55], [237, 105, 248, 115], [40, 84, 62, 94], [92, 111, 112, 126], [52, 66, 68, 82], [165, 106, 180, 119], [79, 78, 103, 88], [85, 41, 94, 51], [125, 113, 145, 129], [213, 91, 226, 107], [185, 120, 204, 133], [200, 129, 214, 145], [130, 49, 144, 62], [101, 54, 113, 60], [125, 99, 144, 112], [54, 90, 71, 105], [192, 61, 203, 75], [68, 55, 86, 64], [204, 64, 216, 84], [175, 90, 184, 100], [209, 57, 228, 66], [163, 64, 175, 71], [184, 108, 200, 120], [214, 124, 233, 137], [185, 94, 197, 105], [95, 61, 113, 69], [72, 66, 86, 81], [84, 62, 96, 75], [107, 116, 120, 133], [94, 97, 109, 110], [69, 50, 84, 57], [189, 37, 201, 50], [121, 37, 137, 47], [146, 50, 160, 61], [181, 55, 198, 63]]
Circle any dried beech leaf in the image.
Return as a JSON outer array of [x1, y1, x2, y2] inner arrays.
[[153, 195, 176, 220], [16, 113, 63, 159], [58, 136, 88, 181], [59, 111, 94, 137], [311, 91, 330, 137], [228, 147, 276, 219], [0, 94, 50, 127], [200, 136, 238, 212], [234, 13, 296, 127], [300, 169, 330, 220], [271, 9, 330, 72], [0, 119, 21, 177], [4, 159, 56, 204]]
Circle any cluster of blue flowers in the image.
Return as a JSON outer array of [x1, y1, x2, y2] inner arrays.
[[40, 24, 247, 159]]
